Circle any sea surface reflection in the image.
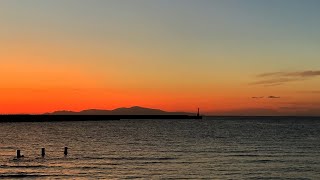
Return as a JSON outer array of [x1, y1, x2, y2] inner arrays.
[[0, 117, 319, 179]]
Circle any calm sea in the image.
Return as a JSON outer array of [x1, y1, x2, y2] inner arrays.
[[0, 117, 319, 179]]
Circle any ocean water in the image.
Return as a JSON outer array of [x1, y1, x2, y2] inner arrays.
[[0, 117, 319, 179]]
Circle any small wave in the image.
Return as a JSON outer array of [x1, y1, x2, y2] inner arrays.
[[83, 156, 105, 160], [280, 167, 315, 173], [244, 159, 275, 163], [141, 161, 166, 164], [0, 165, 47, 168], [80, 156, 177, 161], [0, 146, 16, 150], [174, 161, 204, 164], [229, 154, 260, 157], [247, 177, 286, 180], [226, 150, 260, 153], [0, 174, 41, 178], [68, 166, 113, 170], [123, 176, 144, 179], [0, 164, 63, 169], [0, 174, 68, 178], [108, 157, 176, 161]]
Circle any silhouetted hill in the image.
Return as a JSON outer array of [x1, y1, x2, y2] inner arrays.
[[111, 106, 167, 115], [47, 110, 79, 115], [46, 106, 195, 116]]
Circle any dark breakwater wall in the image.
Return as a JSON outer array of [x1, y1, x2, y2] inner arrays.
[[0, 115, 202, 122]]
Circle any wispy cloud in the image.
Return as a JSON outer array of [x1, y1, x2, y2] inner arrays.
[[251, 96, 280, 99], [251, 96, 264, 99], [268, 96, 280, 99], [257, 71, 320, 78], [298, 90, 320, 94], [252, 70, 320, 86]]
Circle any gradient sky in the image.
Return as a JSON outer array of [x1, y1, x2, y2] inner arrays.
[[1, 0, 320, 115]]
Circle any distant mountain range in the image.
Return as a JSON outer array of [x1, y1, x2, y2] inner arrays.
[[45, 106, 196, 116]]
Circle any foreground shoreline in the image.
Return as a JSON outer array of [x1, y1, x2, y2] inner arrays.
[[0, 115, 202, 122]]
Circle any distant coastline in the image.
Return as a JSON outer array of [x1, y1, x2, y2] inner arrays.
[[45, 106, 196, 116], [0, 106, 202, 122]]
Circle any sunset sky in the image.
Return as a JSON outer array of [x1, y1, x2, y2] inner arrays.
[[1, 0, 320, 115]]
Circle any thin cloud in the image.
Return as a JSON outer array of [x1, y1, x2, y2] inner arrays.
[[252, 96, 264, 99], [268, 96, 280, 99], [252, 70, 320, 86], [258, 71, 320, 78], [279, 106, 302, 110], [284, 101, 320, 106], [251, 78, 302, 86], [257, 72, 285, 77], [288, 71, 320, 77], [298, 90, 320, 94], [251, 96, 280, 99]]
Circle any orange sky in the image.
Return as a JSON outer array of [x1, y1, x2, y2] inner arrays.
[[1, 1, 320, 115]]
